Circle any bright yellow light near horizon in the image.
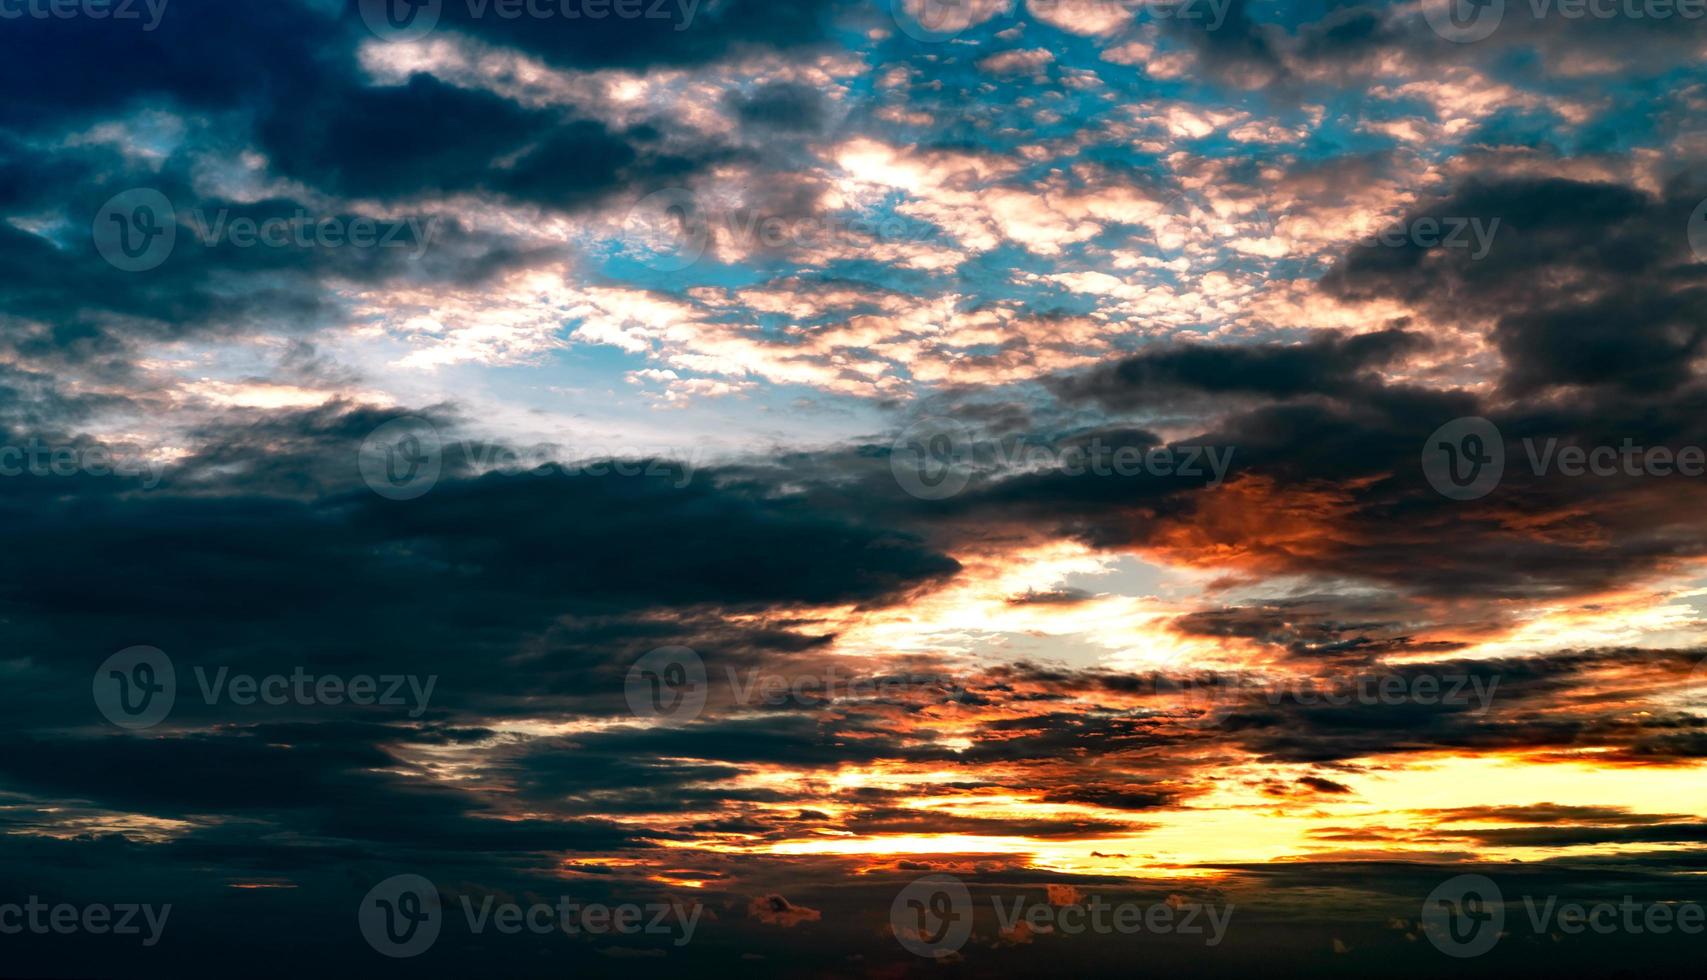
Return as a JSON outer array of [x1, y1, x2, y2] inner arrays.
[[1451, 582, 1707, 660], [743, 754, 1707, 875]]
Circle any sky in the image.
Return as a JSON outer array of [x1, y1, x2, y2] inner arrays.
[[4, 0, 1707, 976]]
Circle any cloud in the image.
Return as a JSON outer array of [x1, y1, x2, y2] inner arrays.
[[747, 893, 823, 926]]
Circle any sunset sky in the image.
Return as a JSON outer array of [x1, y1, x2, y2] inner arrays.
[[4, 0, 1707, 976]]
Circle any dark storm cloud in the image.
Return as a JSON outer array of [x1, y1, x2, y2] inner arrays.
[[0, 401, 958, 740], [1180, 0, 1707, 92], [1455, 823, 1707, 847], [0, 0, 830, 378], [1323, 176, 1707, 395], [0, 0, 841, 125], [6, 5, 1707, 975], [725, 82, 829, 133], [1048, 329, 1425, 409], [0, 0, 335, 128], [840, 807, 1138, 839], [1163, 0, 1289, 87], [872, 331, 1707, 610], [1294, 776, 1351, 794], [1006, 587, 1099, 605], [1170, 597, 1467, 664], [1424, 804, 1694, 825], [0, 165, 545, 373], [1211, 648, 1707, 765], [256, 72, 550, 199], [638, 320, 1707, 653], [259, 75, 718, 207], [1040, 785, 1175, 810]]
